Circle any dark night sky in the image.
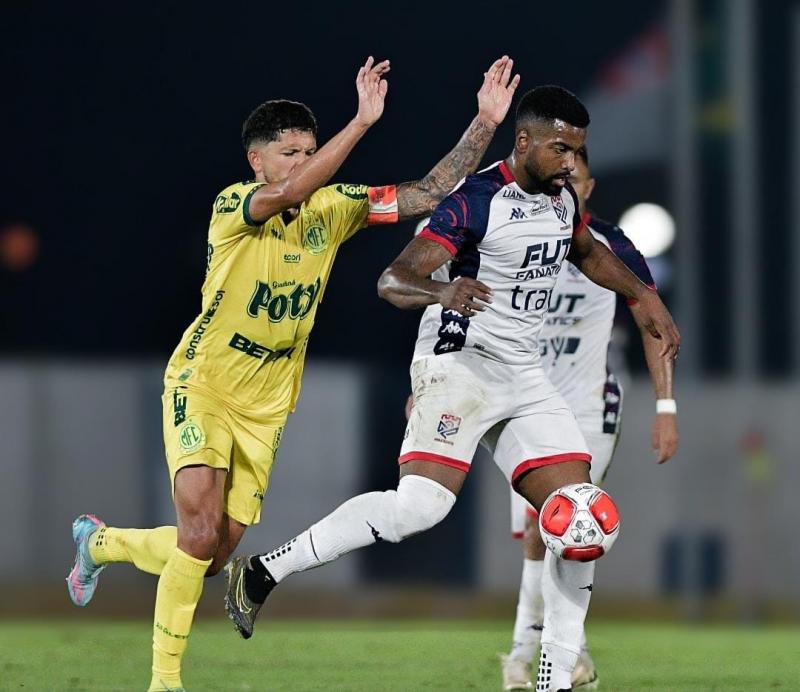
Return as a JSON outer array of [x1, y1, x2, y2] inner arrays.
[[0, 1, 665, 360]]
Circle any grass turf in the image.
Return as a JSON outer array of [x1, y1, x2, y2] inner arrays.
[[2, 619, 798, 691]]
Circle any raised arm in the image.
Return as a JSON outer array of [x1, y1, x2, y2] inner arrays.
[[248, 57, 390, 225], [377, 237, 492, 315], [567, 229, 681, 359], [395, 56, 520, 220]]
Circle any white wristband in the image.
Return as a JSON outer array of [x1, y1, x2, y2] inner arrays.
[[656, 399, 677, 415]]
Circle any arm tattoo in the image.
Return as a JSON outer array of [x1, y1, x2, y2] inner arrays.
[[396, 117, 496, 221]]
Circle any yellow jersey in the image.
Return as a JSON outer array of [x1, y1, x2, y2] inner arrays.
[[164, 180, 398, 422]]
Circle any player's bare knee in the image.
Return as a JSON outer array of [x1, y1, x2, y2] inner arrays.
[[516, 460, 591, 510], [178, 515, 222, 561], [387, 474, 456, 542]]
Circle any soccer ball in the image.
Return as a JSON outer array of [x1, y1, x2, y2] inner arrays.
[[539, 483, 620, 561]]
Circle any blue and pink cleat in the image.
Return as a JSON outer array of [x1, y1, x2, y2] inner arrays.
[[66, 513, 106, 607]]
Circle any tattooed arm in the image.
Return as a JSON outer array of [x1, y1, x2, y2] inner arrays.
[[395, 56, 520, 220]]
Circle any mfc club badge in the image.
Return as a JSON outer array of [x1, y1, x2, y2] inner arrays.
[[437, 413, 462, 440]]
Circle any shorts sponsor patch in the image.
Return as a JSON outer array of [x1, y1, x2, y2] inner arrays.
[[178, 420, 205, 454], [436, 413, 461, 442], [173, 389, 188, 426]]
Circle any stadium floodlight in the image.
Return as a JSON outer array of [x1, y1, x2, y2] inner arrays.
[[617, 203, 676, 258]]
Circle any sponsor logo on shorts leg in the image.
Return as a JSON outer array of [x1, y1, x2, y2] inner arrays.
[[173, 389, 187, 426], [178, 420, 205, 453], [436, 413, 462, 445]]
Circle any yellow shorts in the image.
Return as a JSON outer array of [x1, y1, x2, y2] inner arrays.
[[162, 385, 286, 525]]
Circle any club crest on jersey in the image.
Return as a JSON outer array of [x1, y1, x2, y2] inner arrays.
[[550, 195, 569, 224], [436, 413, 462, 440], [303, 224, 329, 254]]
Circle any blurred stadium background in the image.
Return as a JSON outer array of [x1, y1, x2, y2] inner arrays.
[[2, 0, 800, 689]]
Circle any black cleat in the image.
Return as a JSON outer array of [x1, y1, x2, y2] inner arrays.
[[224, 556, 275, 639]]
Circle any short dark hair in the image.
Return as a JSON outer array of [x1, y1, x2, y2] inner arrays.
[[242, 100, 318, 150], [576, 145, 589, 166], [515, 86, 590, 129]]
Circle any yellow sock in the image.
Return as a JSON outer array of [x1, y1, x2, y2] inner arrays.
[[149, 547, 211, 692], [89, 526, 177, 575]]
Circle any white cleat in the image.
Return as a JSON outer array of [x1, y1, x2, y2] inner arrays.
[[571, 650, 599, 689], [500, 653, 533, 690]]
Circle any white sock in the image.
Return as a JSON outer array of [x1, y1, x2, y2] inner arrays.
[[535, 551, 596, 691], [509, 558, 545, 663], [256, 475, 456, 583]]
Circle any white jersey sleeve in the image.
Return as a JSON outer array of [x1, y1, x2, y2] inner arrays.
[[412, 162, 584, 366]]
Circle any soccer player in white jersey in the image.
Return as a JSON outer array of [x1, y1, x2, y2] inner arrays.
[[225, 86, 680, 692], [499, 147, 680, 691]]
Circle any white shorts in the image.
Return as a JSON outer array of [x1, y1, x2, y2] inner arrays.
[[509, 428, 619, 537], [399, 352, 591, 488]]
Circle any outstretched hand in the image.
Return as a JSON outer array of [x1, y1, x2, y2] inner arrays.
[[477, 55, 521, 128], [354, 56, 390, 127]]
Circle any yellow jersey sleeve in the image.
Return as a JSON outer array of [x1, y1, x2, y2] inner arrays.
[[311, 183, 399, 245], [209, 181, 268, 243]]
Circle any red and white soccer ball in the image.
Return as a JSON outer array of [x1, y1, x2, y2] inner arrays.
[[539, 483, 620, 561]]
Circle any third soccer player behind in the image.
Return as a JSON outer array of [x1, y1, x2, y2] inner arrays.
[[66, 55, 520, 691], [499, 146, 680, 690]]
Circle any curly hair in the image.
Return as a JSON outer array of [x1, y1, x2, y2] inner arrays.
[[242, 100, 318, 150]]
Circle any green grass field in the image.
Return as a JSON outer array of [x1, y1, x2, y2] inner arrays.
[[2, 619, 798, 691]]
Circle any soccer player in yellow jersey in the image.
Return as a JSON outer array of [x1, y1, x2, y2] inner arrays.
[[66, 55, 520, 691]]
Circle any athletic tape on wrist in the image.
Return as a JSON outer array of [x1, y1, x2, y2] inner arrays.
[[656, 399, 677, 415]]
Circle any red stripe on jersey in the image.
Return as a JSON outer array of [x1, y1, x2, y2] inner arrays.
[[367, 185, 399, 225], [419, 228, 458, 256], [511, 453, 592, 488], [512, 531, 524, 540], [498, 160, 515, 185], [398, 451, 471, 472]]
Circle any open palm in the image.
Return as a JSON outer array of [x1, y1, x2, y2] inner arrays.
[[355, 56, 390, 127], [477, 56, 521, 127]]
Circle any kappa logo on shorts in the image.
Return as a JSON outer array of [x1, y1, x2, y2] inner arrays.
[[436, 413, 462, 441], [178, 420, 205, 454]]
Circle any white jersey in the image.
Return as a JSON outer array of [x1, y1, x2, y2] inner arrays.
[[413, 161, 582, 366], [541, 214, 655, 433]]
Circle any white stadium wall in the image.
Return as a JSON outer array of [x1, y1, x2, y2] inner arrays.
[[0, 360, 798, 604]]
